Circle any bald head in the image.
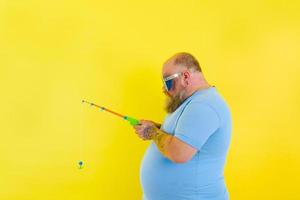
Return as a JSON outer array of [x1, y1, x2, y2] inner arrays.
[[164, 52, 202, 73]]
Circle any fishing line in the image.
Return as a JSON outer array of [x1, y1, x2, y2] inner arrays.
[[78, 99, 140, 169]]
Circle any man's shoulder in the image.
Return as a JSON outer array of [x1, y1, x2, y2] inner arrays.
[[189, 90, 230, 116]]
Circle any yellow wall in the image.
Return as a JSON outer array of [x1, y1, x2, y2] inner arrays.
[[1, 0, 299, 199]]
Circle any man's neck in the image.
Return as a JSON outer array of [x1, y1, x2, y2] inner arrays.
[[185, 83, 212, 98]]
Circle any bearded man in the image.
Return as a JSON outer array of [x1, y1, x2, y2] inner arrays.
[[134, 52, 232, 200]]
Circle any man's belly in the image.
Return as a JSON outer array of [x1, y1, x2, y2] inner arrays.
[[140, 142, 228, 200]]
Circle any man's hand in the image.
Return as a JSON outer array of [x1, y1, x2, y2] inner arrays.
[[133, 120, 160, 140], [133, 119, 197, 163]]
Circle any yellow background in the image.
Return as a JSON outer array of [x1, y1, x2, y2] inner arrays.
[[0, 0, 299, 199]]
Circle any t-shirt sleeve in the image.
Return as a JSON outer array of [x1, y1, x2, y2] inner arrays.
[[174, 102, 220, 150]]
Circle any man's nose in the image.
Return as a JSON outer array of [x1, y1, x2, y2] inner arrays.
[[162, 87, 171, 97], [162, 86, 167, 94]]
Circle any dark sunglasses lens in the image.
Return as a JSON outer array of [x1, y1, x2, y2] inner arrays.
[[165, 79, 173, 91]]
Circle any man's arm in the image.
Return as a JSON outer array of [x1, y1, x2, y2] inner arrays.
[[134, 120, 197, 163], [153, 129, 197, 163]]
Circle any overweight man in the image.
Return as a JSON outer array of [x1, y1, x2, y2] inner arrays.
[[133, 52, 232, 200]]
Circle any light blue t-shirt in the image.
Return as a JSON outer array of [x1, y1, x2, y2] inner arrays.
[[140, 87, 232, 200]]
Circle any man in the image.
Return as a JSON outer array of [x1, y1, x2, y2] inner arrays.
[[134, 52, 232, 200]]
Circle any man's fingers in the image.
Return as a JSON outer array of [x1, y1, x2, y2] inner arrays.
[[133, 125, 144, 131], [135, 129, 144, 137], [133, 124, 142, 129], [135, 130, 148, 140], [135, 127, 145, 133], [135, 130, 142, 136], [133, 121, 153, 141]]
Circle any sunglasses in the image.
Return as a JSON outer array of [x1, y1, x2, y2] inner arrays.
[[162, 72, 181, 91]]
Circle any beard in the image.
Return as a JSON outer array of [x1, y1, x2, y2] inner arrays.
[[165, 89, 187, 113]]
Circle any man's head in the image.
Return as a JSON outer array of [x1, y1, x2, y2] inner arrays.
[[162, 52, 210, 113]]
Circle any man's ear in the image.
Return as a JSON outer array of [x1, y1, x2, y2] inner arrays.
[[182, 71, 190, 85]]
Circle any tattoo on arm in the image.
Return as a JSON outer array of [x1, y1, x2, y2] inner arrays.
[[153, 129, 173, 159], [143, 126, 156, 139], [141, 123, 172, 159]]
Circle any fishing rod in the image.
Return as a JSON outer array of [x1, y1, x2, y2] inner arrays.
[[78, 100, 140, 169], [81, 100, 140, 126]]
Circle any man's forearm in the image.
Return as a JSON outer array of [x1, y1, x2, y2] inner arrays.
[[153, 129, 173, 159], [135, 120, 196, 163], [137, 120, 172, 159]]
